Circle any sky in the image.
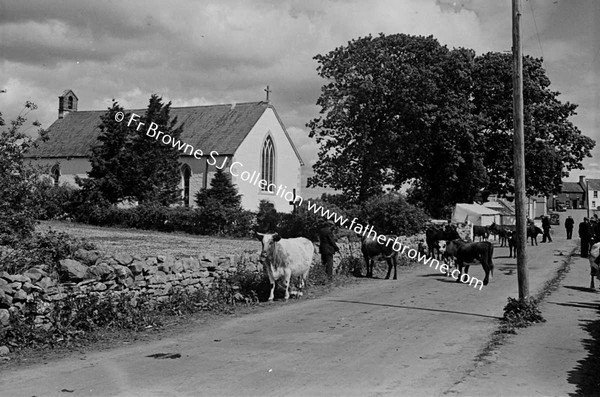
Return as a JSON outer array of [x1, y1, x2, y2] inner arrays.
[[1, 0, 599, 198]]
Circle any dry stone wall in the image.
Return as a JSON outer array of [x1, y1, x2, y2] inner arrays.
[[0, 248, 265, 338]]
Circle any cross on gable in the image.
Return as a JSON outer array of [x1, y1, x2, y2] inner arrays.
[[264, 85, 271, 102]]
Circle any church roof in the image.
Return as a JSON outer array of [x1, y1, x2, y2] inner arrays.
[[26, 101, 302, 163]]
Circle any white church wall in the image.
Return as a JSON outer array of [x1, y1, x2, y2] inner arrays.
[[232, 108, 302, 213], [29, 157, 90, 187]]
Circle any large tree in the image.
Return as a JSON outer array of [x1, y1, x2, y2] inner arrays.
[[308, 33, 594, 217], [308, 34, 488, 215], [80, 94, 184, 205], [472, 52, 594, 197]]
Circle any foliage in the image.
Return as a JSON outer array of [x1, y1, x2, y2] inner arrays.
[[195, 167, 242, 209], [0, 286, 239, 351], [80, 95, 184, 206], [308, 33, 594, 217], [229, 267, 271, 303], [278, 199, 345, 241], [193, 167, 247, 234], [256, 200, 280, 233], [500, 297, 545, 333], [472, 52, 594, 198], [0, 230, 96, 274], [31, 178, 78, 220], [0, 102, 46, 245], [65, 202, 255, 238], [320, 192, 358, 209], [307, 33, 486, 215], [358, 193, 429, 236]]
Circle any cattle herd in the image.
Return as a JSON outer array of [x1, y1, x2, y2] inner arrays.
[[255, 221, 546, 301]]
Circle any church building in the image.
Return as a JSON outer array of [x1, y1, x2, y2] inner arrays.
[[25, 89, 304, 213]]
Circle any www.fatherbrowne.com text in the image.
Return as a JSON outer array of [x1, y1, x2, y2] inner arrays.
[[114, 110, 483, 290]]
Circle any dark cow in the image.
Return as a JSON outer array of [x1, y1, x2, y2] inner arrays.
[[426, 225, 460, 259], [445, 240, 494, 286], [440, 239, 463, 275], [527, 225, 543, 246], [489, 223, 516, 247], [361, 234, 399, 279], [473, 225, 490, 241]]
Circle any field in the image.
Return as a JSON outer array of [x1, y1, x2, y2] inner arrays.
[[35, 220, 260, 258]]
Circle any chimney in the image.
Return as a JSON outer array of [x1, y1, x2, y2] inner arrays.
[[580, 175, 587, 187], [58, 89, 78, 119]]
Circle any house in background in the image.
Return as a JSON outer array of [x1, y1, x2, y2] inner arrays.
[[551, 176, 586, 210], [25, 90, 304, 213], [452, 203, 501, 226], [584, 177, 600, 212], [483, 197, 516, 225]]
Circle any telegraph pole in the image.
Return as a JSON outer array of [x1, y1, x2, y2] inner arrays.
[[513, 0, 529, 300]]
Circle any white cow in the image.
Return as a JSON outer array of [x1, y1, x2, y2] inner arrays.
[[256, 232, 314, 301]]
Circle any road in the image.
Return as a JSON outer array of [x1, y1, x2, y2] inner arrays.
[[1, 228, 577, 396]]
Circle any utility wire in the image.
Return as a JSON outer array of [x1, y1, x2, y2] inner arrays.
[[527, 0, 544, 59]]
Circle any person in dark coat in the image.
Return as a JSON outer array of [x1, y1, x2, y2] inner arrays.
[[565, 216, 574, 239], [541, 215, 552, 243], [593, 216, 600, 244], [318, 220, 339, 280], [579, 217, 593, 257]]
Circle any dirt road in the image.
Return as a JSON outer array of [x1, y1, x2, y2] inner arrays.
[[1, 232, 576, 396]]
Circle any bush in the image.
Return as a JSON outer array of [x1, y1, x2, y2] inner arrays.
[[500, 297, 546, 333], [30, 179, 77, 221], [279, 199, 347, 241], [0, 230, 96, 275], [229, 267, 271, 302], [0, 102, 46, 246], [358, 193, 429, 236], [256, 200, 279, 233]]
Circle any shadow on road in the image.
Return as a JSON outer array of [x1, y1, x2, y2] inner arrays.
[[566, 300, 600, 396], [328, 299, 502, 320], [563, 285, 599, 293], [547, 301, 600, 310]]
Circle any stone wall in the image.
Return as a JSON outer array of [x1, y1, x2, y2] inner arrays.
[[0, 249, 266, 336]]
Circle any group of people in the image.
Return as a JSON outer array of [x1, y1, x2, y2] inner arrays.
[[577, 214, 600, 257]]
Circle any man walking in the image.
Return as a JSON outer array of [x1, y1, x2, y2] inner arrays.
[[541, 215, 552, 243], [565, 215, 574, 239], [579, 217, 593, 257], [318, 220, 339, 280]]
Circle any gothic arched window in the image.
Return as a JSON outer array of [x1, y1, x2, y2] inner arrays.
[[181, 164, 192, 206], [68, 96, 73, 109], [261, 136, 275, 192], [50, 164, 60, 186]]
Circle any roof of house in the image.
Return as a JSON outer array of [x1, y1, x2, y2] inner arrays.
[[455, 203, 501, 216], [483, 200, 515, 215], [561, 181, 585, 193], [25, 101, 303, 164], [587, 179, 600, 191]]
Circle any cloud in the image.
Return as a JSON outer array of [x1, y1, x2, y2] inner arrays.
[[0, 0, 598, 197]]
